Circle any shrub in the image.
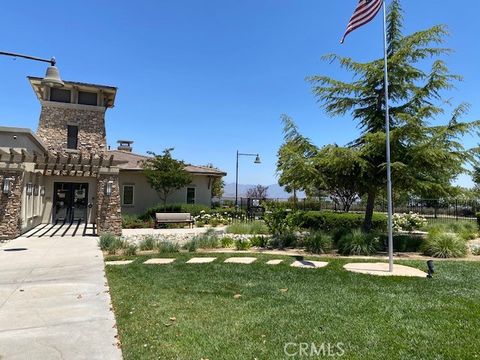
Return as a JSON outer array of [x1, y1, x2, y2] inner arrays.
[[124, 243, 138, 256], [268, 233, 300, 249], [422, 230, 467, 258], [139, 236, 156, 251], [156, 240, 180, 253], [122, 214, 152, 229], [392, 212, 427, 232], [304, 231, 333, 254], [294, 211, 387, 233], [99, 233, 118, 251], [221, 237, 235, 248], [388, 234, 424, 252], [337, 229, 380, 256], [477, 212, 480, 229], [425, 221, 478, 241], [250, 235, 268, 248], [143, 204, 211, 219], [263, 203, 297, 236], [235, 238, 252, 250], [226, 221, 269, 235]]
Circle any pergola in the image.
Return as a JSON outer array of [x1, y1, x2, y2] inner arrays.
[[0, 147, 125, 176]]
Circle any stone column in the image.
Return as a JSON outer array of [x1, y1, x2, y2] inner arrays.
[[0, 171, 25, 241], [96, 173, 122, 236]]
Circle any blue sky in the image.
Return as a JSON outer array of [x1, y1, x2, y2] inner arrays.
[[1, 1, 478, 187]]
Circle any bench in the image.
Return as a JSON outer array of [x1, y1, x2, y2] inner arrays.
[[155, 213, 194, 228]]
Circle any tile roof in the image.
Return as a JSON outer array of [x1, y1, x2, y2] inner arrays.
[[107, 150, 227, 176]]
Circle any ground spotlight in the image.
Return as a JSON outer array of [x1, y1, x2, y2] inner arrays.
[[427, 260, 435, 278]]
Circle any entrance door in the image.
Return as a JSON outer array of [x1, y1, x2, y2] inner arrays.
[[53, 183, 89, 223]]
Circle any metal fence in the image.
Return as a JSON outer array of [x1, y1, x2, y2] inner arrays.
[[218, 197, 479, 222]]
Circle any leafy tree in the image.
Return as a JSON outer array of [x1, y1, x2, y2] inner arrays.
[[246, 184, 269, 199], [142, 148, 193, 209], [276, 115, 318, 201], [314, 145, 364, 212], [205, 163, 225, 198], [307, 0, 479, 231]]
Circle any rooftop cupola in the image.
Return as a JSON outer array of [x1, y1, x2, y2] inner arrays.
[[117, 140, 133, 152]]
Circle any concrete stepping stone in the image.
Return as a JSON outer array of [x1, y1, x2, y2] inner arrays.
[[224, 257, 257, 264], [144, 258, 176, 265], [290, 260, 328, 269], [186, 257, 216, 264], [343, 262, 427, 277], [105, 260, 133, 266], [266, 259, 283, 265]]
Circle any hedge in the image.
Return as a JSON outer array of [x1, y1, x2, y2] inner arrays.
[[142, 204, 212, 219], [293, 211, 387, 233], [476, 212, 480, 229]]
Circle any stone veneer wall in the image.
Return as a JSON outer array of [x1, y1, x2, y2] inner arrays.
[[0, 171, 24, 241], [36, 104, 107, 155], [96, 174, 122, 236]]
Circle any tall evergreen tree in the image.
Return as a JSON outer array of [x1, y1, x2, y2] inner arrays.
[[307, 0, 479, 231]]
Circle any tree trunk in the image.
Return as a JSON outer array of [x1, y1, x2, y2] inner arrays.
[[363, 190, 376, 233]]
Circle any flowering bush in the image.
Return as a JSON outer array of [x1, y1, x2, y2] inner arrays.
[[194, 210, 230, 226], [393, 212, 427, 232]]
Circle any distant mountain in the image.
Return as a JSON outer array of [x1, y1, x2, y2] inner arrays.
[[223, 183, 305, 199]]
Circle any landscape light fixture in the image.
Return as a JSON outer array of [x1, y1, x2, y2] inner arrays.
[[427, 260, 435, 278], [235, 151, 261, 208], [40, 186, 45, 197], [105, 180, 114, 196], [2, 177, 14, 195], [0, 51, 64, 87], [26, 183, 34, 196], [33, 184, 39, 196]]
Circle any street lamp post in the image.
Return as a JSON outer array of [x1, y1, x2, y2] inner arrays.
[[0, 50, 64, 87], [235, 151, 261, 208]]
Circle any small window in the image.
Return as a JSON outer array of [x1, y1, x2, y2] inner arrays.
[[50, 88, 71, 103], [78, 91, 98, 106], [122, 185, 135, 206], [67, 125, 78, 149], [186, 187, 195, 204]]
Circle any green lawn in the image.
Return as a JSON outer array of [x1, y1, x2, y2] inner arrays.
[[105, 254, 480, 359]]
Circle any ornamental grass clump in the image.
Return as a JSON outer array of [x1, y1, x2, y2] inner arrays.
[[235, 238, 252, 250], [156, 240, 180, 253], [99, 233, 118, 251], [139, 236, 156, 251], [337, 229, 379, 256], [422, 230, 467, 258], [304, 231, 333, 254]]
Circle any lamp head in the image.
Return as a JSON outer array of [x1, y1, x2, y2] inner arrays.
[[41, 62, 64, 88], [254, 154, 261, 164]]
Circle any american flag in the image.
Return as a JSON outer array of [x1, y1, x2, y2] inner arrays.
[[341, 0, 383, 44]]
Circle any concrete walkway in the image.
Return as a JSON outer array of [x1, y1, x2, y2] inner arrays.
[[0, 236, 122, 360]]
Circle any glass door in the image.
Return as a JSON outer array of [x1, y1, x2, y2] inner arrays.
[[53, 183, 89, 223]]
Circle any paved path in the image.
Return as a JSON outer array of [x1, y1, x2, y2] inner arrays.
[[0, 236, 122, 360]]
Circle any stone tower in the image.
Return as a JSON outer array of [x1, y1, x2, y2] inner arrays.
[[28, 77, 116, 156]]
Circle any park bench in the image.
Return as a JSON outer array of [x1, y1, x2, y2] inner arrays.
[[155, 213, 194, 228]]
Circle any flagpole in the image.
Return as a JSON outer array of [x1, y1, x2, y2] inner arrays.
[[382, 0, 394, 272]]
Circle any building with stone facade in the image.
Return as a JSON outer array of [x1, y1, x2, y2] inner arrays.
[[0, 76, 225, 241]]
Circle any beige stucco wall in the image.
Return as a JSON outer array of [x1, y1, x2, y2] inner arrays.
[[119, 171, 213, 215]]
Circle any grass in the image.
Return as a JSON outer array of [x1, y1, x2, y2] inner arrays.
[[226, 220, 269, 235], [106, 254, 480, 359]]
